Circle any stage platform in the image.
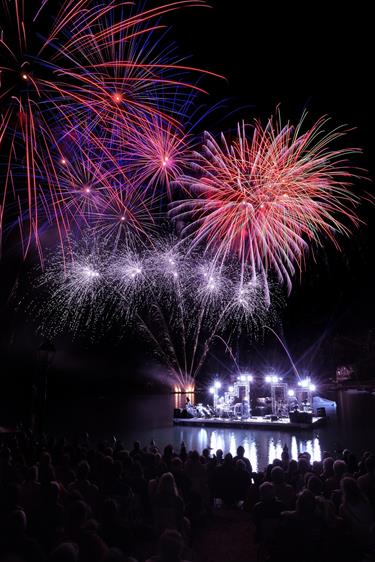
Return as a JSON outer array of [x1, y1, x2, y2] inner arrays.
[[173, 415, 327, 430]]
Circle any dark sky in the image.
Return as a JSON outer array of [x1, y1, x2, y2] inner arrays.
[[0, 1, 374, 385]]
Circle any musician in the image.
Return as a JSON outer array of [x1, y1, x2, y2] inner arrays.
[[185, 396, 197, 417]]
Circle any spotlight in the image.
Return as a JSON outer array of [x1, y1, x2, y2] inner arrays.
[[214, 381, 221, 389], [228, 385, 234, 392], [209, 387, 215, 395], [247, 375, 253, 382], [287, 389, 295, 397], [309, 384, 316, 392], [272, 376, 279, 383], [265, 375, 272, 383]]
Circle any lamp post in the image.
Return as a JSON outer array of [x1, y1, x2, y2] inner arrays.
[[35, 340, 56, 434]]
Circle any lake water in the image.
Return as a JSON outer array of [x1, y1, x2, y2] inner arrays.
[[45, 389, 375, 471]]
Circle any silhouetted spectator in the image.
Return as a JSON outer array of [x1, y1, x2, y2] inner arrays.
[[234, 459, 251, 503], [324, 459, 348, 496], [270, 466, 295, 509], [340, 477, 374, 550], [0, 509, 46, 562], [357, 454, 375, 509], [68, 461, 99, 511], [233, 445, 252, 474], [145, 529, 191, 562], [253, 482, 284, 546], [50, 542, 79, 562], [214, 453, 236, 506], [152, 472, 187, 536]]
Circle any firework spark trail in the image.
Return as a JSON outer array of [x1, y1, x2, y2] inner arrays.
[[170, 113, 363, 298], [48, 130, 160, 251], [34, 240, 110, 339], [123, 114, 193, 199], [33, 236, 278, 388], [0, 0, 222, 257]]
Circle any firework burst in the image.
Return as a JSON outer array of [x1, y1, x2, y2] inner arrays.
[[170, 112, 363, 296], [0, 0, 220, 257], [34, 239, 111, 339], [123, 114, 193, 198], [31, 236, 278, 387]]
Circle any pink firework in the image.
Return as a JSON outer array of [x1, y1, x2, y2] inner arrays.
[[0, 0, 220, 257], [124, 115, 193, 198], [170, 113, 363, 296]]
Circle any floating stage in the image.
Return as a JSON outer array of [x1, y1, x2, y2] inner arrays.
[[173, 415, 327, 431]]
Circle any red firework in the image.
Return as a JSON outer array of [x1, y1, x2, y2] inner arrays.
[[170, 112, 364, 295]]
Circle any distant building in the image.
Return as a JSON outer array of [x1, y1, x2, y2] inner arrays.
[[336, 365, 354, 382]]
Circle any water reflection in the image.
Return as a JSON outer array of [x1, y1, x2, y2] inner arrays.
[[268, 438, 283, 463], [165, 427, 321, 471], [291, 436, 298, 460], [45, 390, 375, 472]]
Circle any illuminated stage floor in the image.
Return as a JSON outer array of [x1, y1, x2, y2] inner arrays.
[[173, 415, 327, 430]]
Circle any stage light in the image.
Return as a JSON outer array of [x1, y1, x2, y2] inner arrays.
[[247, 375, 253, 382], [209, 387, 215, 394], [228, 385, 234, 392], [265, 375, 272, 383], [301, 379, 309, 388], [214, 381, 221, 389], [240, 374, 246, 381], [287, 389, 295, 397], [272, 375, 278, 383], [309, 384, 316, 392]]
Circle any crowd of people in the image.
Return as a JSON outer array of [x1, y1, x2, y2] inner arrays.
[[1, 430, 375, 562]]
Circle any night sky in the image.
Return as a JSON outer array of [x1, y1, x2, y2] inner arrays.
[[0, 1, 374, 389]]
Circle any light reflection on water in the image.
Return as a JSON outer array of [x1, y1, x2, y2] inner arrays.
[[46, 390, 375, 472], [167, 427, 321, 471]]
